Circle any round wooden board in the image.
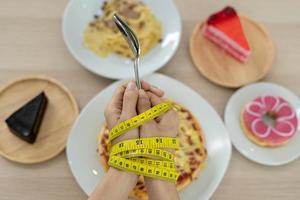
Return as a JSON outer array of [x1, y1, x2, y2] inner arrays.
[[0, 75, 79, 164], [189, 15, 275, 88]]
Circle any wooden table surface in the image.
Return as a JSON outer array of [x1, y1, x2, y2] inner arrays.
[[1, 0, 300, 199]]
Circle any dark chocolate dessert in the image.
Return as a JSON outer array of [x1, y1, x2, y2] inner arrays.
[[5, 92, 48, 144]]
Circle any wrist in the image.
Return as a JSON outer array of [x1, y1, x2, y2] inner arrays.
[[144, 177, 179, 200], [89, 166, 139, 200], [107, 167, 139, 183]]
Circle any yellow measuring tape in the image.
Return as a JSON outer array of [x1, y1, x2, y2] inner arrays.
[[107, 101, 180, 182], [108, 102, 173, 142]]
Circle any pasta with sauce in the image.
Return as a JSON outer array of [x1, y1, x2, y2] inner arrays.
[[84, 0, 162, 58]]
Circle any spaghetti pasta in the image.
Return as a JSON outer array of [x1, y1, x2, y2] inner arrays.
[[84, 0, 162, 58]]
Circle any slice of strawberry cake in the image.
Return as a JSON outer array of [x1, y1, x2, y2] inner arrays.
[[203, 6, 251, 63]]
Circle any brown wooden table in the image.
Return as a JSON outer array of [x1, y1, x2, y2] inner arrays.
[[0, 0, 300, 199]]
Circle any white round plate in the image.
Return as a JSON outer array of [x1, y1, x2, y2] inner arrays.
[[224, 82, 300, 166], [67, 73, 231, 200], [63, 0, 181, 79]]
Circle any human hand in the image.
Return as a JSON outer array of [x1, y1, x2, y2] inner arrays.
[[104, 80, 165, 144], [137, 89, 180, 200], [137, 90, 179, 139], [90, 81, 170, 200]]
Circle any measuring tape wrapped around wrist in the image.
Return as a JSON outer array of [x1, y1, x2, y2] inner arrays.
[[107, 101, 180, 182]]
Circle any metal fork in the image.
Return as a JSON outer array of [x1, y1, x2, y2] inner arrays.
[[113, 13, 141, 89]]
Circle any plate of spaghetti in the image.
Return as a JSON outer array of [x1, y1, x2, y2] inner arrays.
[[63, 0, 181, 79]]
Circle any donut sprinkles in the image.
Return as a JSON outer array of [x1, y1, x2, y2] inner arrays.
[[241, 95, 298, 147]]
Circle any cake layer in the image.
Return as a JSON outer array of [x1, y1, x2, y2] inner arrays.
[[203, 24, 250, 62]]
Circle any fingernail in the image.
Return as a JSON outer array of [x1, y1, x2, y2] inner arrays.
[[127, 81, 137, 91]]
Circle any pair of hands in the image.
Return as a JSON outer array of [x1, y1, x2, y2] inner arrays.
[[104, 80, 179, 144], [89, 81, 180, 200]]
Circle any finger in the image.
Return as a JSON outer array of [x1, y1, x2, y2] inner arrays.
[[147, 92, 163, 106], [141, 80, 151, 90], [147, 92, 165, 122], [147, 92, 178, 129], [104, 84, 126, 128], [121, 81, 139, 119], [121, 81, 129, 88], [110, 84, 126, 109], [124, 80, 163, 96], [149, 85, 164, 97], [159, 109, 179, 135], [160, 109, 178, 124], [141, 80, 164, 97], [138, 90, 152, 113], [124, 80, 149, 90], [138, 90, 156, 129]]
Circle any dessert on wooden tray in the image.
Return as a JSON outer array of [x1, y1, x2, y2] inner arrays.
[[5, 92, 48, 144], [189, 5, 274, 88], [241, 95, 298, 147], [203, 6, 251, 63]]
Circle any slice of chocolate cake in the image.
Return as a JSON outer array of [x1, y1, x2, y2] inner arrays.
[[5, 92, 48, 144]]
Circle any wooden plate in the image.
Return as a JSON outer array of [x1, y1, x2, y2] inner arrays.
[[0, 75, 79, 164], [189, 15, 275, 88]]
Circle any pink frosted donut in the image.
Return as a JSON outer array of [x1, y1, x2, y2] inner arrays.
[[242, 95, 298, 146]]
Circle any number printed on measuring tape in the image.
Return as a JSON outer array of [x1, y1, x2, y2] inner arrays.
[[109, 137, 179, 155], [115, 148, 175, 161], [127, 157, 175, 169], [108, 156, 179, 182], [106, 102, 180, 182], [108, 101, 173, 142]]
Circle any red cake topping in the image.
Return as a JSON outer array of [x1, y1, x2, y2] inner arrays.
[[207, 7, 236, 24]]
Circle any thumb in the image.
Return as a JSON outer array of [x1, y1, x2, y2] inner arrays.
[[121, 81, 138, 119], [137, 89, 152, 114], [138, 90, 156, 132]]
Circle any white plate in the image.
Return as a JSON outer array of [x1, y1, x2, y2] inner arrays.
[[63, 0, 181, 79], [67, 73, 231, 200], [224, 82, 300, 166]]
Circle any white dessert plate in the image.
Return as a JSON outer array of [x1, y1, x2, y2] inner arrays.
[[63, 0, 181, 79], [224, 82, 300, 166], [67, 73, 231, 200]]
